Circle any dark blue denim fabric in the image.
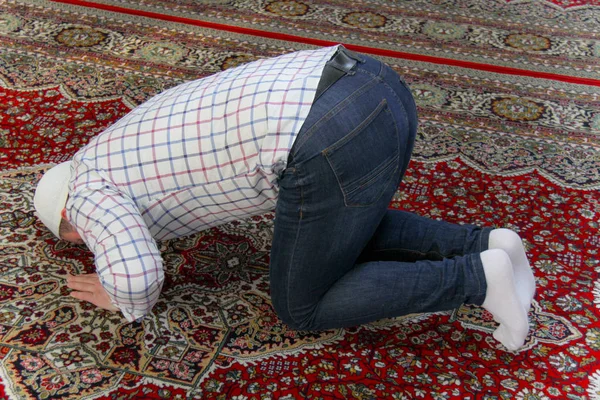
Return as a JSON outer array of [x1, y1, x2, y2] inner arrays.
[[269, 50, 491, 330]]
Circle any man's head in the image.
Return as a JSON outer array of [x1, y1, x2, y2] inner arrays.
[[34, 161, 83, 244]]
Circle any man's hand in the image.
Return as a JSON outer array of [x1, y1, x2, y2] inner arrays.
[[66, 274, 120, 312]]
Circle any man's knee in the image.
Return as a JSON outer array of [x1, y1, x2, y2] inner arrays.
[[270, 291, 319, 331]]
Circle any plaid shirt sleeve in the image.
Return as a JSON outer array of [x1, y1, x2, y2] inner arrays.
[[67, 163, 164, 322]]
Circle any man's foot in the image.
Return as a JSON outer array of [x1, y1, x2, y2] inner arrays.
[[489, 228, 536, 311], [480, 249, 530, 351]]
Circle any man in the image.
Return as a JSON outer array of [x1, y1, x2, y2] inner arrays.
[[35, 45, 535, 351]]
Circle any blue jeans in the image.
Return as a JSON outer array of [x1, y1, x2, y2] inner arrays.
[[270, 50, 491, 330]]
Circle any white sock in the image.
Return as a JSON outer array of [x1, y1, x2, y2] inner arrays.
[[488, 228, 536, 311], [481, 249, 530, 351]]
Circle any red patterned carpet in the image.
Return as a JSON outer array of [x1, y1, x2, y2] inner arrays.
[[1, 0, 599, 399]]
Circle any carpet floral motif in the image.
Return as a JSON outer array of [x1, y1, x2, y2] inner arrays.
[[0, 0, 599, 399], [400, 68, 600, 189], [1, 157, 598, 399], [71, 0, 600, 79]]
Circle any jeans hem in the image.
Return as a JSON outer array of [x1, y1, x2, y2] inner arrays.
[[468, 226, 493, 306], [468, 251, 488, 306], [478, 226, 493, 253]]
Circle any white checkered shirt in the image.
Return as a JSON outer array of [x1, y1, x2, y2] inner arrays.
[[66, 45, 339, 322]]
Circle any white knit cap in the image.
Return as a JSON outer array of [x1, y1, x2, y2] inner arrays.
[[34, 162, 72, 238]]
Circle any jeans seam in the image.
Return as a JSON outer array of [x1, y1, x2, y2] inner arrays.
[[469, 253, 486, 304], [369, 248, 464, 259], [478, 227, 492, 252], [322, 99, 388, 155], [285, 166, 304, 328], [333, 160, 398, 208], [474, 254, 482, 301], [291, 73, 380, 160], [355, 64, 383, 81], [383, 81, 409, 129], [358, 64, 414, 127], [414, 294, 464, 310], [344, 155, 398, 197]]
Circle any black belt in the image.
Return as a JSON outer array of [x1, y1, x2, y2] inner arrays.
[[314, 47, 361, 100]]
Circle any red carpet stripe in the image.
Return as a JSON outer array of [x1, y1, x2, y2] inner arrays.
[[52, 0, 600, 87]]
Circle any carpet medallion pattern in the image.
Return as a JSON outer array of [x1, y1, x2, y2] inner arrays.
[[1, 157, 598, 399], [59, 0, 600, 79], [0, 0, 599, 399]]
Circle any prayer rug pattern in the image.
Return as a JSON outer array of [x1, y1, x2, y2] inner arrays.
[[0, 0, 599, 399], [50, 0, 600, 81]]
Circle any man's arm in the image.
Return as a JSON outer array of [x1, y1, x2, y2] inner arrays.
[[67, 180, 164, 323]]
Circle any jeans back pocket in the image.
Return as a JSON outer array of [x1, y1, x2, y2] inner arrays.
[[322, 99, 400, 207]]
